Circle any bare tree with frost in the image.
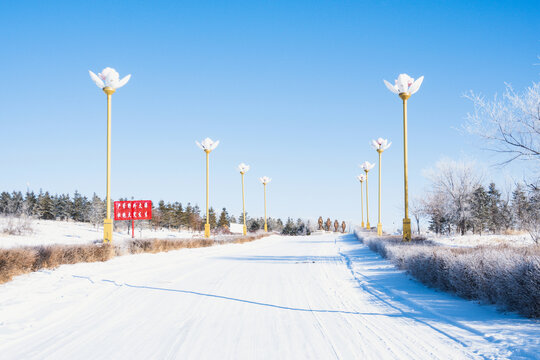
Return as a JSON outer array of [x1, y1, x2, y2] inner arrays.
[[464, 81, 540, 165], [424, 159, 482, 235]]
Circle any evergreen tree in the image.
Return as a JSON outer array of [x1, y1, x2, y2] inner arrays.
[[9, 191, 24, 216], [471, 185, 489, 235], [0, 192, 11, 215], [487, 183, 502, 233], [54, 194, 71, 220], [24, 191, 38, 216], [229, 215, 237, 224], [238, 212, 249, 226], [500, 199, 513, 231], [175, 202, 184, 229], [37, 191, 55, 220], [217, 207, 230, 229], [282, 218, 296, 235], [512, 184, 529, 230], [71, 191, 90, 222], [208, 207, 217, 229]]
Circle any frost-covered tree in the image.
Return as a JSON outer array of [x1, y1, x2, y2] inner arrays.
[[464, 81, 540, 165], [424, 158, 481, 235], [523, 187, 540, 244], [89, 193, 105, 229]]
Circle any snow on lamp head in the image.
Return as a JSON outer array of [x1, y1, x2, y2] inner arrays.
[[356, 174, 366, 183], [371, 138, 392, 152], [360, 161, 375, 172], [89, 67, 131, 90], [260, 176, 271, 185], [196, 138, 220, 153], [238, 163, 250, 174], [383, 73, 423, 99]]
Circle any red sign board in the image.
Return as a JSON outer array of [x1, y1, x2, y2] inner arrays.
[[114, 200, 152, 221]]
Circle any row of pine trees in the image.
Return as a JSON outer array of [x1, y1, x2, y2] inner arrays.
[[0, 190, 313, 236]]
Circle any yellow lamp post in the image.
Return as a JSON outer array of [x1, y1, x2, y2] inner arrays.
[[360, 161, 375, 229], [238, 163, 250, 236], [371, 138, 392, 236], [89, 67, 131, 243], [356, 175, 366, 228], [196, 138, 220, 238], [384, 74, 424, 241], [260, 176, 271, 232]]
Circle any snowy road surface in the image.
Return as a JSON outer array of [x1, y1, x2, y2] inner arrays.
[[1, 233, 538, 359]]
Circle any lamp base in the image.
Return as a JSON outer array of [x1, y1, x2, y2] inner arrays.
[[103, 219, 113, 243], [366, 221, 370, 229], [264, 223, 268, 232], [377, 223, 383, 236], [361, 221, 365, 228], [204, 224, 211, 238], [243, 225, 247, 236], [402, 218, 411, 242]]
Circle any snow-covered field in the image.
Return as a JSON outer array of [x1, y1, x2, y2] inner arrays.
[[0, 217, 203, 249], [1, 233, 537, 359]]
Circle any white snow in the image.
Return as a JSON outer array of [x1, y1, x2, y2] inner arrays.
[[1, 232, 538, 359], [0, 217, 202, 249]]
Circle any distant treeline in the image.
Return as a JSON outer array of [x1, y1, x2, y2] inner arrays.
[[0, 190, 313, 236]]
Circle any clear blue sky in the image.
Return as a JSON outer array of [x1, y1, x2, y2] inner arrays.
[[1, 0, 538, 230]]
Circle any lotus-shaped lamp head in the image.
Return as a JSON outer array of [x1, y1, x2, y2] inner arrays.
[[384, 73, 424, 98], [360, 161, 375, 173], [356, 174, 366, 183], [260, 176, 271, 185], [238, 163, 250, 174], [89, 67, 131, 90], [371, 138, 392, 152], [196, 138, 220, 153]]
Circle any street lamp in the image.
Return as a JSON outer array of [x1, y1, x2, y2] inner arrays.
[[356, 174, 366, 228], [238, 163, 250, 236], [371, 138, 392, 236], [260, 176, 271, 232], [196, 137, 219, 238], [89, 67, 131, 243], [360, 161, 375, 229], [384, 73, 424, 241]]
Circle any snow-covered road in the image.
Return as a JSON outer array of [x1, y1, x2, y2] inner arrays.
[[1, 233, 538, 359]]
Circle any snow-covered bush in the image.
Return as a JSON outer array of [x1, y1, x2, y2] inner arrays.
[[2, 216, 33, 236], [355, 230, 540, 318]]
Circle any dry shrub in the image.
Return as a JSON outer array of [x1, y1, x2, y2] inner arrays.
[[0, 247, 38, 283], [125, 233, 267, 253], [0, 243, 115, 284], [355, 230, 540, 318], [0, 233, 270, 285]]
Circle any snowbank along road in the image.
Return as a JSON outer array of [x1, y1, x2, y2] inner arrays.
[[1, 233, 538, 359]]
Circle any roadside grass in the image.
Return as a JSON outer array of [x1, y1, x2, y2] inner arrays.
[[0, 233, 269, 284], [354, 230, 540, 318]]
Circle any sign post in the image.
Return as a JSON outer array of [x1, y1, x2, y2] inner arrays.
[[114, 200, 152, 238]]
